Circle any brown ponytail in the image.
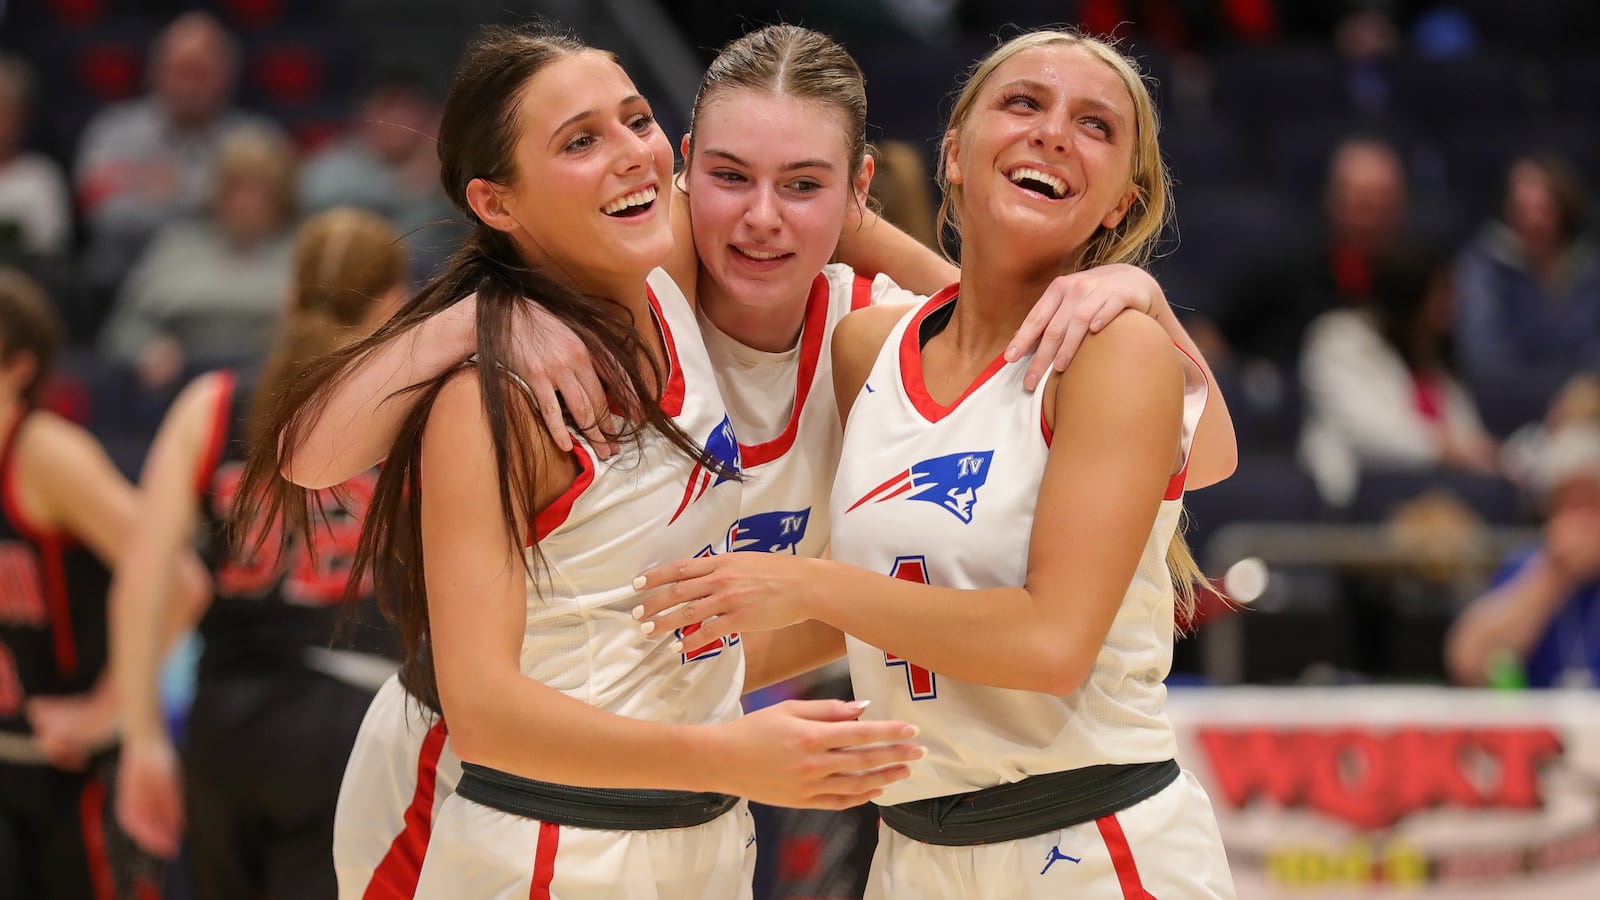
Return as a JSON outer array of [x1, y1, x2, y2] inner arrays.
[[246, 207, 407, 454]]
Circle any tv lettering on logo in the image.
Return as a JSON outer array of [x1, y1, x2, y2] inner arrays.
[[726, 508, 810, 554], [848, 450, 996, 524]]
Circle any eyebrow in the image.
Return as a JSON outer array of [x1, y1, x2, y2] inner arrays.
[[547, 94, 646, 149], [703, 149, 836, 172]]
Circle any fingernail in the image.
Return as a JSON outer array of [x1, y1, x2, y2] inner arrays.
[[1091, 319, 1103, 331], [913, 745, 928, 759], [640, 622, 656, 636], [1024, 376, 1037, 390], [1003, 347, 1019, 362], [631, 604, 645, 620], [901, 724, 919, 738], [632, 575, 647, 590], [851, 699, 871, 710], [669, 641, 683, 653]]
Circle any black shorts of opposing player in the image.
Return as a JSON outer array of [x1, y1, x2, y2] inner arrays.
[[182, 670, 374, 900], [0, 753, 165, 900]]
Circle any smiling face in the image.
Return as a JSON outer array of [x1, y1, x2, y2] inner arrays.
[[481, 51, 675, 297], [943, 43, 1139, 270], [684, 89, 865, 316]]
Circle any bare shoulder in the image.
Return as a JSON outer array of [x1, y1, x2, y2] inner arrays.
[[426, 364, 565, 470], [832, 303, 913, 428], [14, 410, 133, 528], [1062, 310, 1180, 385], [832, 303, 912, 370], [14, 411, 102, 487], [166, 371, 232, 439], [425, 366, 493, 442], [1046, 312, 1182, 429]]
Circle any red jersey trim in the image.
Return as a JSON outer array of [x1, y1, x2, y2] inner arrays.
[[1166, 342, 1209, 501], [646, 285, 686, 417], [79, 775, 117, 900], [849, 273, 874, 311], [0, 410, 80, 675], [363, 720, 450, 900], [739, 273, 829, 468], [0, 407, 54, 543], [195, 371, 237, 498], [529, 821, 560, 899], [1096, 813, 1155, 899], [899, 286, 1008, 424], [531, 442, 596, 544]]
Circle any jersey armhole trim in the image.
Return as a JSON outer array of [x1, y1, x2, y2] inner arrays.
[[0, 408, 57, 542], [1165, 342, 1210, 501], [646, 284, 687, 417], [195, 370, 237, 498], [531, 442, 597, 544], [850, 274, 874, 311]]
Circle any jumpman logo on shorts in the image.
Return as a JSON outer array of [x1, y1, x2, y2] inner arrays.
[[1040, 845, 1081, 874]]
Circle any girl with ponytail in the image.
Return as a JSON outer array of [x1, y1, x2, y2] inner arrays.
[[111, 207, 408, 900]]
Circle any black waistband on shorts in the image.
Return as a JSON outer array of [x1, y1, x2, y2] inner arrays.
[[456, 762, 740, 831], [879, 758, 1180, 846]]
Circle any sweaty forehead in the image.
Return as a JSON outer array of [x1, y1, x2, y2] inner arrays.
[[992, 44, 1133, 112]]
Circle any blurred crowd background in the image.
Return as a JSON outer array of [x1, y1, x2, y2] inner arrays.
[[2, 0, 1599, 690]]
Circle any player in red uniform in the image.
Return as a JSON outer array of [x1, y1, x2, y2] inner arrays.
[[0, 268, 203, 899], [111, 208, 409, 900]]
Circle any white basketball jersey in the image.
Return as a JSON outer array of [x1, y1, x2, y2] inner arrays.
[[830, 287, 1208, 805], [520, 269, 744, 730], [698, 264, 918, 559]]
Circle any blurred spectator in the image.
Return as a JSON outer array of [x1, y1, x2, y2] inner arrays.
[[866, 140, 938, 252], [0, 54, 71, 261], [1446, 424, 1600, 688], [1503, 373, 1600, 490], [299, 69, 452, 241], [98, 126, 297, 391], [74, 12, 279, 322], [1202, 136, 1407, 371], [1455, 153, 1600, 437], [1300, 243, 1497, 506]]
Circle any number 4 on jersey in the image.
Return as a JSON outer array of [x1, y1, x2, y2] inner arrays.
[[885, 556, 937, 700]]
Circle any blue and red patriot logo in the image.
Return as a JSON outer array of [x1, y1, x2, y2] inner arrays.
[[670, 416, 741, 524], [726, 508, 810, 554], [847, 451, 995, 524]]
